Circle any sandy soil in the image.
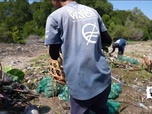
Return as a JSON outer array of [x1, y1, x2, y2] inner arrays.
[[0, 42, 48, 69]]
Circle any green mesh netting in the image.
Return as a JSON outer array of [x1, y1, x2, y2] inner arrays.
[[37, 77, 122, 114], [108, 83, 122, 99], [107, 100, 121, 114], [37, 76, 64, 98], [118, 55, 139, 64], [58, 85, 69, 101]]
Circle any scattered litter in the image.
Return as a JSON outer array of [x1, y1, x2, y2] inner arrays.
[[137, 103, 148, 110]]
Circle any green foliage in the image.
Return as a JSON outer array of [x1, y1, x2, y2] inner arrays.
[[7, 68, 25, 82], [36, 26, 45, 36], [95, 0, 113, 16], [147, 22, 152, 40], [108, 22, 126, 39], [12, 26, 22, 43], [0, 0, 152, 43], [22, 21, 37, 38], [12, 26, 24, 43], [0, 23, 12, 42], [3, 66, 12, 72], [102, 14, 110, 26], [80, 0, 96, 8]]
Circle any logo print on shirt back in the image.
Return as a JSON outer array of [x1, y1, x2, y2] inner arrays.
[[82, 23, 99, 45]]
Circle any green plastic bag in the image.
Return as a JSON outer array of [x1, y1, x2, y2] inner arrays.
[[107, 100, 121, 114], [37, 76, 51, 93], [58, 85, 69, 101], [37, 76, 64, 98], [108, 83, 122, 99], [112, 83, 122, 93]]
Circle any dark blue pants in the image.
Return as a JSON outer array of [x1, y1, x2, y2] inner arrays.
[[118, 45, 126, 55], [70, 84, 111, 114]]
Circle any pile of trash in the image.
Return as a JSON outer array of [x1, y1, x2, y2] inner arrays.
[[1, 61, 122, 114], [0, 63, 39, 114]]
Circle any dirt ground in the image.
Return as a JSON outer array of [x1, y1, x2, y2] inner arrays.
[[0, 40, 152, 114]]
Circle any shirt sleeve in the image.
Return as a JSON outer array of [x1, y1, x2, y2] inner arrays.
[[44, 16, 62, 46], [98, 14, 107, 32]]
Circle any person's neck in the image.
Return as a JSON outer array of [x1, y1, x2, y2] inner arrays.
[[61, 0, 73, 7]]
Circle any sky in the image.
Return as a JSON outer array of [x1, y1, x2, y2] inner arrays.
[[108, 0, 152, 20], [0, 0, 40, 4], [28, 0, 40, 4]]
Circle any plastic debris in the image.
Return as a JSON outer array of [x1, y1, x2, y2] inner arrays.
[[107, 100, 121, 114], [37, 76, 64, 98], [108, 83, 122, 99], [58, 85, 69, 101], [137, 103, 148, 110]]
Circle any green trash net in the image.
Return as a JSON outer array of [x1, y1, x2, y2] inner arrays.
[[118, 55, 139, 65], [108, 83, 122, 99], [37, 76, 122, 113], [37, 76, 64, 98]]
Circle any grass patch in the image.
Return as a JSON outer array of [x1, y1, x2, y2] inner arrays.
[[111, 68, 152, 84], [30, 54, 49, 62]]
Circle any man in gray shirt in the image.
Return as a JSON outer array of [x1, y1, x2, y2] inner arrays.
[[45, 0, 112, 114]]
